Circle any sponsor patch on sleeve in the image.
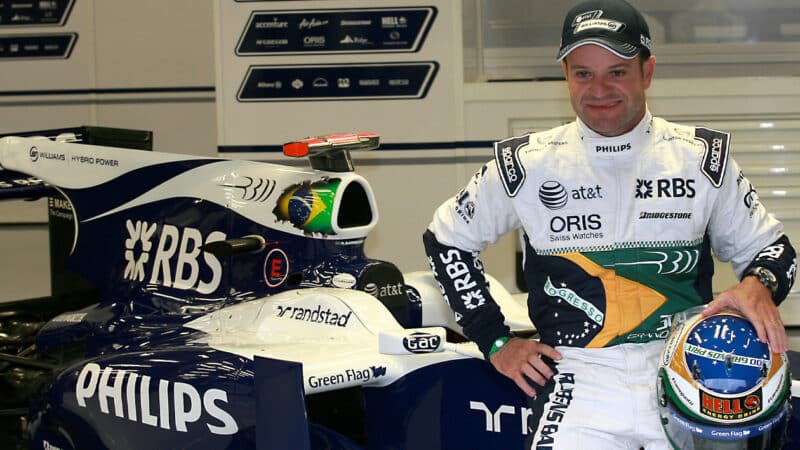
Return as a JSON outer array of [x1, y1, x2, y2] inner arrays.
[[493, 135, 529, 197], [694, 127, 730, 188]]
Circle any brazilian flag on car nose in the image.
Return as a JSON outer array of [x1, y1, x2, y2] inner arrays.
[[274, 178, 340, 235]]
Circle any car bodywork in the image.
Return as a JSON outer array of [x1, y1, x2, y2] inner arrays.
[[0, 129, 797, 449], [0, 129, 538, 449]]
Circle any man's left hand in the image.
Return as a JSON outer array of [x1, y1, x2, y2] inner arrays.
[[703, 276, 788, 352]]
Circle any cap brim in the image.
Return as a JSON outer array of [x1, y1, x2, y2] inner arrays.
[[557, 38, 640, 61]]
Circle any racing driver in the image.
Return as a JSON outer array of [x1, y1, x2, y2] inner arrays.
[[422, 0, 797, 448]]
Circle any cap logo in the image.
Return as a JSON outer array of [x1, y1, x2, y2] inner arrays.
[[571, 10, 603, 26], [574, 19, 625, 34]]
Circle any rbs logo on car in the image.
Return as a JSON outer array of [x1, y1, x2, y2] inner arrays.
[[122, 219, 226, 294]]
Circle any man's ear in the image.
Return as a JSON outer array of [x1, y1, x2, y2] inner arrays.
[[561, 60, 569, 80]]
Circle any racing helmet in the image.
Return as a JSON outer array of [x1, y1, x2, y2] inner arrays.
[[657, 306, 791, 450]]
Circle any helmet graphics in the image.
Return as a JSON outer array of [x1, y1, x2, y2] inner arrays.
[[657, 307, 791, 450]]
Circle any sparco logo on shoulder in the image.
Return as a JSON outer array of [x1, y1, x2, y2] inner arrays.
[[494, 135, 527, 197]]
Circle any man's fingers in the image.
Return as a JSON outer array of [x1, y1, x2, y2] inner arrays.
[[521, 361, 549, 386], [512, 375, 538, 398], [702, 298, 725, 317], [766, 319, 788, 353], [537, 345, 564, 362], [489, 338, 562, 397]]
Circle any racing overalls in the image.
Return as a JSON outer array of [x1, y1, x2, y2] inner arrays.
[[423, 110, 793, 449]]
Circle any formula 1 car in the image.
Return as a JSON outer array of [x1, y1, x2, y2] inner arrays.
[[0, 128, 539, 450], [0, 128, 797, 449]]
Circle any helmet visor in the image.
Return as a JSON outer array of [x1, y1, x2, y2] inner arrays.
[[661, 403, 789, 450]]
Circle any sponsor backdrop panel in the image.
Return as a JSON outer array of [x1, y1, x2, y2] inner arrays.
[[215, 0, 463, 147], [0, 0, 91, 91]]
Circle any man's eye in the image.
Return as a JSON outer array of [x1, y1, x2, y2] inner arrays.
[[576, 71, 591, 78], [611, 70, 626, 77]]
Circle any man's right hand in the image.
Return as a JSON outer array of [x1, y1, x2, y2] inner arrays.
[[489, 337, 563, 397]]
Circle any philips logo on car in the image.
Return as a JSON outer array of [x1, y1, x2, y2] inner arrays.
[[122, 219, 226, 294], [402, 332, 441, 353], [75, 363, 238, 435]]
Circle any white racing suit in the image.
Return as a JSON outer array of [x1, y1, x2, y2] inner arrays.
[[423, 110, 796, 449]]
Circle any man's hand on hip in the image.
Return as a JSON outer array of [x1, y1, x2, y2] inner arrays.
[[489, 337, 563, 397]]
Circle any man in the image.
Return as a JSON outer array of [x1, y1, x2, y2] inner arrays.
[[422, 0, 797, 448]]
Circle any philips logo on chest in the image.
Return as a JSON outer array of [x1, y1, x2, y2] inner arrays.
[[75, 363, 238, 435], [123, 220, 226, 294], [595, 143, 631, 153]]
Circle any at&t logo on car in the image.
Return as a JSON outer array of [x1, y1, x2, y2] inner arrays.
[[402, 332, 442, 353], [123, 219, 226, 294]]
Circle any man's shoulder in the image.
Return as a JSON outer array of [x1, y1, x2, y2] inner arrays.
[[652, 116, 732, 188], [494, 122, 575, 154], [491, 123, 575, 197]]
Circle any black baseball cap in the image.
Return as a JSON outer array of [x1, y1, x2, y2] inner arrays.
[[557, 0, 652, 61]]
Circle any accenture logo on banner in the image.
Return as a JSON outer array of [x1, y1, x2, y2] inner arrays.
[[122, 220, 226, 294], [75, 363, 238, 435]]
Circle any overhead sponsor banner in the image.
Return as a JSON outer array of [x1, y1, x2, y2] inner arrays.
[[216, 0, 461, 148], [0, 33, 77, 59], [236, 7, 436, 55], [0, 0, 76, 27], [237, 62, 438, 101]]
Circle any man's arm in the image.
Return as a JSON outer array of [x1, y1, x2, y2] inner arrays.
[[422, 229, 510, 357], [704, 235, 797, 352], [422, 230, 562, 397]]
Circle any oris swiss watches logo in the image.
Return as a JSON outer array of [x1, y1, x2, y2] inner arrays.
[[539, 181, 569, 210]]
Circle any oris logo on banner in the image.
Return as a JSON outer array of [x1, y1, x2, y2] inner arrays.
[[123, 220, 226, 294]]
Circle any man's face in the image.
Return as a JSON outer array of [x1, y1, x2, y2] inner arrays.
[[561, 45, 655, 137]]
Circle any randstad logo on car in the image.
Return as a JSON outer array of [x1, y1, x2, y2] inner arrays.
[[273, 178, 340, 235], [122, 219, 226, 294], [275, 303, 353, 327]]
